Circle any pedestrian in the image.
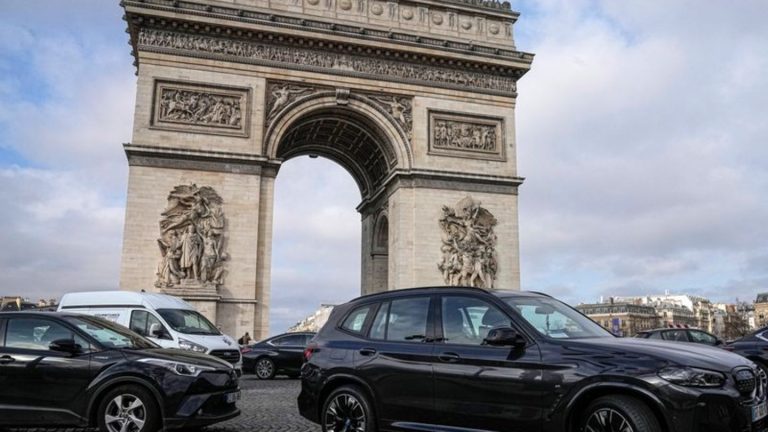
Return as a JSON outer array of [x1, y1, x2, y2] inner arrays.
[[238, 332, 251, 345]]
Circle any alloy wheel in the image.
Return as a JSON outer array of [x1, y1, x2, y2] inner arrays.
[[585, 408, 634, 432], [104, 394, 147, 432], [324, 393, 366, 432], [256, 358, 274, 379]]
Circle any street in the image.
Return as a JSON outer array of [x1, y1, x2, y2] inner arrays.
[[208, 376, 319, 432]]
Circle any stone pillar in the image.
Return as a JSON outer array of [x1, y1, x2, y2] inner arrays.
[[253, 167, 278, 339]]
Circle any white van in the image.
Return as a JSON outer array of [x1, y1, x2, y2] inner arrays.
[[57, 291, 242, 373]]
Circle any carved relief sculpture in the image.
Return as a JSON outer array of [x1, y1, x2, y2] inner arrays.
[[138, 29, 517, 96], [369, 94, 413, 139], [155, 184, 228, 289], [429, 110, 505, 161], [266, 82, 318, 121], [152, 81, 250, 136], [438, 196, 498, 289]]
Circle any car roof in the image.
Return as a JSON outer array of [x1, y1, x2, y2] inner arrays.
[[0, 311, 88, 319], [347, 286, 549, 304], [58, 290, 193, 310]]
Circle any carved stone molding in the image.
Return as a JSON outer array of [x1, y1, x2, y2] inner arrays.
[[151, 80, 250, 137], [155, 184, 228, 290], [265, 80, 413, 142], [438, 195, 498, 289], [137, 28, 518, 96], [428, 110, 505, 161]]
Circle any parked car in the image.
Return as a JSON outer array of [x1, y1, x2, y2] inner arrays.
[[0, 311, 240, 431], [635, 327, 724, 346], [725, 326, 768, 374], [58, 291, 242, 374], [242, 331, 315, 379], [299, 286, 767, 432]]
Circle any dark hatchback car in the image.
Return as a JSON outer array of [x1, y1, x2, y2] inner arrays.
[[636, 327, 725, 346], [299, 287, 768, 432], [242, 331, 315, 379], [726, 327, 768, 374], [0, 312, 240, 431]]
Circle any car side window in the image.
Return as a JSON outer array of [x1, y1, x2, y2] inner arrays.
[[341, 305, 372, 334], [5, 318, 88, 352], [369, 302, 389, 340], [130, 310, 171, 339], [386, 297, 430, 342], [441, 296, 508, 346], [689, 330, 716, 345], [646, 331, 663, 340], [278, 334, 306, 346], [662, 330, 689, 342]]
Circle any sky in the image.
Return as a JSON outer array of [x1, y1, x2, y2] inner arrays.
[[0, 1, 766, 335]]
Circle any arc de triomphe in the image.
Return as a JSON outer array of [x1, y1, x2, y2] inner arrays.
[[118, 0, 532, 338]]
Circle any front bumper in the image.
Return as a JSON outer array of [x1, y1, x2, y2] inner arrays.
[[165, 388, 241, 429]]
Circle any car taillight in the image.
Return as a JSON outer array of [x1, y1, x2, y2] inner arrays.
[[722, 345, 735, 351], [304, 345, 317, 362], [240, 347, 252, 354]]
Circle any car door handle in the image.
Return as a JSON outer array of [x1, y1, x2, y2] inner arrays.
[[0, 355, 15, 364], [359, 348, 377, 357], [438, 352, 460, 363]]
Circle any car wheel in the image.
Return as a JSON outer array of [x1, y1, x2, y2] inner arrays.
[[255, 357, 276, 380], [97, 384, 160, 432], [322, 385, 376, 432], [580, 395, 661, 432]]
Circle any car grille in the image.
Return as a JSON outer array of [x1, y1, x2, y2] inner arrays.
[[734, 367, 767, 401], [210, 349, 241, 365]]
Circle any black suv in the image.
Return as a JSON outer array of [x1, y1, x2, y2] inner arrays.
[[298, 287, 767, 432], [0, 312, 240, 431], [242, 331, 316, 379]]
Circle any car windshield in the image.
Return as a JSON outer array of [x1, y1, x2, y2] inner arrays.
[[501, 296, 614, 339], [157, 309, 221, 335], [63, 315, 158, 350]]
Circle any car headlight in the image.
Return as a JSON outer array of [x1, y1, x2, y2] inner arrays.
[[138, 358, 215, 377], [658, 367, 726, 388], [178, 338, 208, 353]]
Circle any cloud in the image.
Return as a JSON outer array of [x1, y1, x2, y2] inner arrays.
[[515, 0, 768, 304]]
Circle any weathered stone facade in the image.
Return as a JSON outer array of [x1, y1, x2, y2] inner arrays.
[[119, 0, 532, 339]]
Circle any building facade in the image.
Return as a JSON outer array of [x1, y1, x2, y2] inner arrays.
[[577, 303, 659, 337], [118, 0, 533, 338]]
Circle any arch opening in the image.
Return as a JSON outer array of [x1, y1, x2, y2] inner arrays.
[[275, 107, 397, 200]]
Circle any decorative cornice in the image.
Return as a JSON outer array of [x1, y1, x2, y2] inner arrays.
[[135, 27, 519, 96], [124, 143, 280, 176], [122, 0, 534, 68]]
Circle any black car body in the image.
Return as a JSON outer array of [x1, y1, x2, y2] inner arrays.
[[299, 287, 767, 432], [636, 327, 725, 346], [726, 327, 768, 373], [242, 331, 315, 379], [0, 312, 240, 431]]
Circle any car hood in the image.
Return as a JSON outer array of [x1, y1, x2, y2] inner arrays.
[[176, 333, 239, 350], [563, 337, 755, 372], [125, 348, 234, 370]]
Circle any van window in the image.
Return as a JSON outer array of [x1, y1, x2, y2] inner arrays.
[[130, 310, 171, 339], [157, 309, 220, 335]]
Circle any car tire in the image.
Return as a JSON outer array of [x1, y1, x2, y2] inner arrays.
[[97, 384, 161, 432], [321, 385, 376, 432], [580, 395, 661, 432], [255, 357, 276, 380]]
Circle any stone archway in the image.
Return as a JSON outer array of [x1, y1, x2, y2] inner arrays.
[[118, 0, 532, 339]]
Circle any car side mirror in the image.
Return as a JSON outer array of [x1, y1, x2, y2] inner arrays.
[[483, 326, 526, 348], [715, 339, 724, 346], [49, 338, 82, 355], [149, 323, 164, 338]]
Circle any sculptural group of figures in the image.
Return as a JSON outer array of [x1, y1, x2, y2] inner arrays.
[[159, 88, 242, 128], [438, 196, 498, 289], [138, 29, 517, 94], [155, 185, 228, 289], [434, 120, 497, 151]]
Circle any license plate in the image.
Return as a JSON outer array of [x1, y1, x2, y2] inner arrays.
[[753, 401, 767, 422], [226, 391, 241, 404]]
